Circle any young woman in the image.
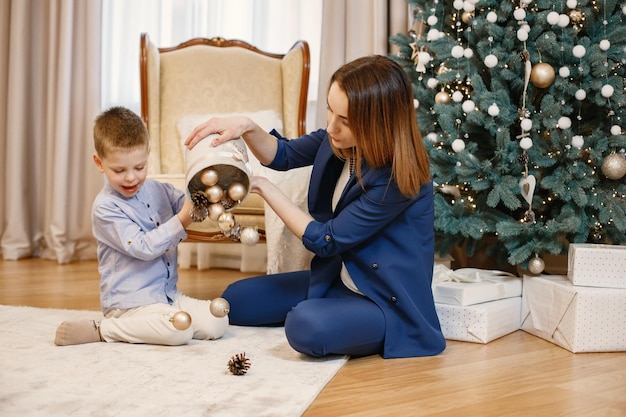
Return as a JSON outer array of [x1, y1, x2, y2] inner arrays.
[[185, 55, 445, 359]]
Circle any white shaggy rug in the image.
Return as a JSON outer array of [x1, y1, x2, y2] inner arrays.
[[0, 305, 347, 417]]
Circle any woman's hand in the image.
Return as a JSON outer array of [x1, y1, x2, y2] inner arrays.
[[184, 116, 253, 149], [249, 176, 313, 239]]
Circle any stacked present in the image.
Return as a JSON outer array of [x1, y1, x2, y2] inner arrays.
[[520, 243, 626, 353], [432, 264, 523, 344]]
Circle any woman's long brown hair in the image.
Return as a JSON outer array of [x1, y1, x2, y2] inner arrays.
[[328, 55, 430, 198]]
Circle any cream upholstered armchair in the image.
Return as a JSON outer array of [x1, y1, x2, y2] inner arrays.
[[139, 33, 313, 273]]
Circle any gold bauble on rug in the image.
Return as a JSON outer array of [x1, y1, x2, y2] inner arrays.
[[530, 62, 555, 88]]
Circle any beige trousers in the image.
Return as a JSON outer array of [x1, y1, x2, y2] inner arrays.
[[99, 292, 228, 345]]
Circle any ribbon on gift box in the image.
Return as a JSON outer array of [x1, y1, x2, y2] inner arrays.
[[433, 264, 517, 284]]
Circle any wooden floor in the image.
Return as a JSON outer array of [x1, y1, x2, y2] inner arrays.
[[1, 257, 625, 416]]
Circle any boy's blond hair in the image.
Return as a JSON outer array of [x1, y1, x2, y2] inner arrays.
[[93, 106, 149, 158]]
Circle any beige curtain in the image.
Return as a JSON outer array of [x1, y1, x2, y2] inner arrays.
[[0, 0, 102, 263], [315, 0, 410, 128]]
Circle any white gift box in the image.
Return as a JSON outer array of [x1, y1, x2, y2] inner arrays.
[[435, 297, 522, 344], [567, 243, 626, 288], [521, 275, 626, 353], [432, 265, 522, 306], [433, 276, 522, 306]]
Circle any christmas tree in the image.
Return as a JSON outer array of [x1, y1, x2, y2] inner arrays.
[[391, 0, 626, 273]]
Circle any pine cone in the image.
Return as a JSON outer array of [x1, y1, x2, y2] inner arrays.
[[191, 191, 210, 209], [227, 352, 251, 375], [189, 191, 210, 222]]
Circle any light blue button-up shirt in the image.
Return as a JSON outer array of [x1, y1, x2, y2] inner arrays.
[[92, 180, 188, 315]]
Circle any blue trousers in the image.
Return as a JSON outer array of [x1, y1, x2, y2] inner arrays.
[[222, 271, 386, 357]]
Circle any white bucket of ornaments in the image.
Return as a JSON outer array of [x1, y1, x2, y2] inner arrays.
[[184, 133, 260, 246]]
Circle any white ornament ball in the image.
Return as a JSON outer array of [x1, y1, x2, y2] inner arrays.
[[601, 84, 614, 98], [611, 125, 622, 135], [208, 203, 226, 221], [240, 227, 260, 246], [462, 100, 475, 113], [453, 0, 464, 10], [414, 99, 419, 109], [558, 14, 570, 28], [571, 135, 584, 149], [572, 45, 586, 58], [427, 78, 439, 89], [451, 139, 466, 152], [559, 66, 571, 78], [209, 298, 230, 318], [547, 11, 560, 25], [513, 8, 526, 21], [527, 256, 545, 275], [484, 54, 498, 68], [558, 116, 572, 129], [427, 28, 442, 41], [623, 5, 626, 15], [451, 45, 465, 59], [452, 91, 464, 103], [566, 0, 577, 8], [599, 39, 611, 51], [427, 15, 438, 26], [463, 1, 475, 12], [427, 132, 439, 142], [200, 169, 219, 187], [487, 11, 498, 23], [520, 137, 533, 150], [517, 28, 529, 42], [463, 48, 474, 58], [488, 104, 500, 117], [418, 51, 432, 65], [217, 212, 236, 232], [520, 118, 532, 132], [575, 89, 587, 101], [206, 185, 224, 203]]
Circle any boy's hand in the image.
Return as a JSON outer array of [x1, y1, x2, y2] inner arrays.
[[177, 198, 195, 229]]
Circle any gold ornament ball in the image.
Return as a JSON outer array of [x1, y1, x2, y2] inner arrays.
[[461, 11, 474, 24], [228, 182, 247, 201], [601, 153, 626, 180], [209, 297, 231, 318], [569, 8, 583, 23], [170, 311, 192, 330], [435, 91, 451, 104], [200, 169, 219, 187], [217, 212, 236, 232], [208, 203, 226, 221], [205, 185, 224, 203], [527, 256, 545, 275], [530, 63, 555, 89]]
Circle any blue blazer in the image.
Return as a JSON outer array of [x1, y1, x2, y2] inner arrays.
[[268, 129, 445, 358]]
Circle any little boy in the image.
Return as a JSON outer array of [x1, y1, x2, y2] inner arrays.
[[54, 106, 228, 346]]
